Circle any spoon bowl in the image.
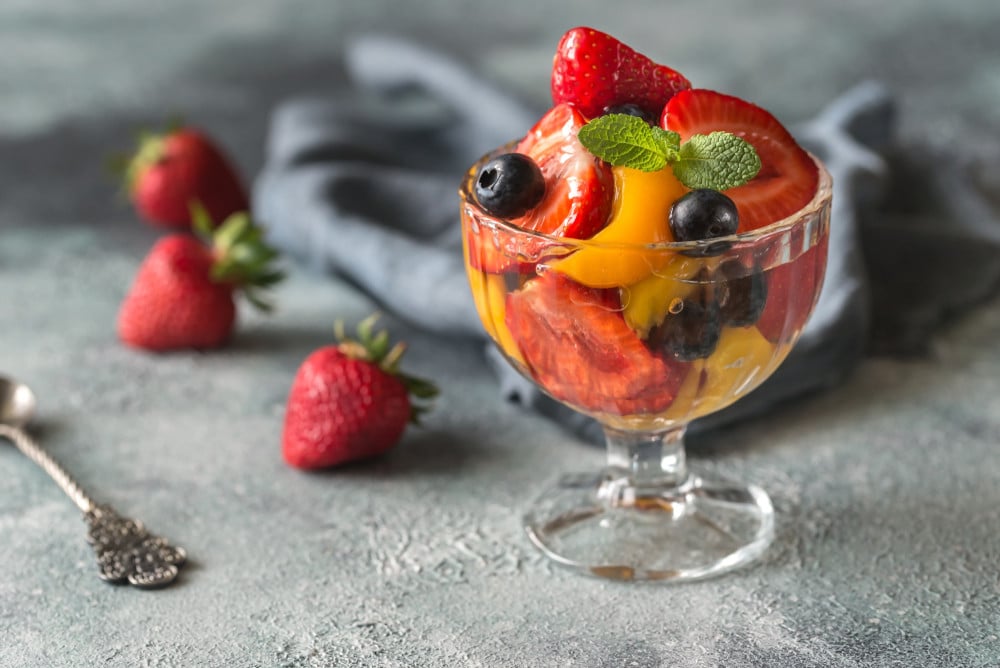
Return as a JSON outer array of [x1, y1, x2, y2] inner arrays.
[[0, 376, 36, 429]]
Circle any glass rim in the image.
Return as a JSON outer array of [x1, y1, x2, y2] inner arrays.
[[459, 148, 833, 252]]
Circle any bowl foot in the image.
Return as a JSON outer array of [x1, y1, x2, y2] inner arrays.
[[524, 470, 774, 582]]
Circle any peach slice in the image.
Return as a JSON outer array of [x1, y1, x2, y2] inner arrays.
[[466, 268, 526, 367], [551, 165, 688, 288], [621, 255, 717, 338], [697, 325, 776, 411]]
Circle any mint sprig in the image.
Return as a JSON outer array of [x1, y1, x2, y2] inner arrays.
[[577, 114, 761, 191], [672, 131, 762, 191]]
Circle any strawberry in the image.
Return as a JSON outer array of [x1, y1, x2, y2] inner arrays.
[[461, 210, 539, 275], [756, 233, 829, 342], [504, 271, 686, 416], [124, 126, 249, 230], [551, 27, 691, 121], [466, 104, 613, 273], [515, 104, 613, 238], [281, 316, 438, 470], [661, 89, 819, 232], [117, 208, 283, 351]]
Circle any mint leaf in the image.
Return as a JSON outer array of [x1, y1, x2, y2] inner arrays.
[[652, 127, 682, 154], [672, 132, 761, 191], [578, 114, 679, 172]]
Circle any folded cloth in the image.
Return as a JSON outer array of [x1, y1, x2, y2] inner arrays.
[[254, 36, 1000, 444]]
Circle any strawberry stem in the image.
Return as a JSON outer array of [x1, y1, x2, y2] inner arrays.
[[333, 315, 438, 423], [188, 207, 285, 311], [381, 342, 406, 373], [124, 132, 167, 194]]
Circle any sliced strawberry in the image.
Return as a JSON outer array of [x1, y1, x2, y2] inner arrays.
[[756, 234, 829, 342], [466, 104, 613, 274], [514, 103, 613, 238], [551, 27, 691, 120], [461, 209, 537, 274], [505, 271, 686, 416], [662, 89, 818, 232]]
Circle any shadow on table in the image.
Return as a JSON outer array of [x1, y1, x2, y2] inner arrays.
[[303, 427, 509, 480], [227, 323, 339, 358]]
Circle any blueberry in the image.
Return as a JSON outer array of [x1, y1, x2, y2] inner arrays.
[[602, 103, 655, 125], [648, 294, 721, 362], [473, 153, 546, 219], [717, 260, 768, 327], [669, 189, 740, 256]]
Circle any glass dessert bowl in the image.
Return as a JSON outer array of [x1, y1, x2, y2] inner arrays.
[[460, 151, 832, 582]]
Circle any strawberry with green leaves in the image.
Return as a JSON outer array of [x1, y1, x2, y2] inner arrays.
[[282, 316, 438, 470], [117, 206, 284, 351], [124, 126, 249, 230]]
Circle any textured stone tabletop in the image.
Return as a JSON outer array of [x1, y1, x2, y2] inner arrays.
[[2, 2, 1000, 666]]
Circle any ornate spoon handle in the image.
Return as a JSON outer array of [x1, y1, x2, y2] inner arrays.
[[0, 424, 187, 589], [0, 424, 94, 512]]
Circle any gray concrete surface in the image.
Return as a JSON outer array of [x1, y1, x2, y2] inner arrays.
[[2, 2, 1000, 666]]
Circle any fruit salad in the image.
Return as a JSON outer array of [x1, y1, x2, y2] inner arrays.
[[460, 27, 831, 431]]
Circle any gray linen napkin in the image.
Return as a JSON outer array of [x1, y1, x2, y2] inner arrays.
[[254, 36, 1000, 444]]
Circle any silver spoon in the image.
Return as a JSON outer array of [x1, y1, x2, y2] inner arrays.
[[0, 376, 186, 589]]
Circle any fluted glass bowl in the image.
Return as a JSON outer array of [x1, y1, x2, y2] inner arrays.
[[460, 148, 832, 582]]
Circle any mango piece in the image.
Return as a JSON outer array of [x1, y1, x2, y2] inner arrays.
[[552, 165, 688, 288], [621, 255, 714, 338], [697, 326, 777, 411], [466, 267, 526, 366], [660, 360, 705, 422]]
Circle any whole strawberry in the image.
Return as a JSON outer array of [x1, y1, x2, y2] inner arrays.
[[124, 126, 249, 230], [117, 207, 283, 351], [551, 26, 690, 120], [282, 316, 438, 470]]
